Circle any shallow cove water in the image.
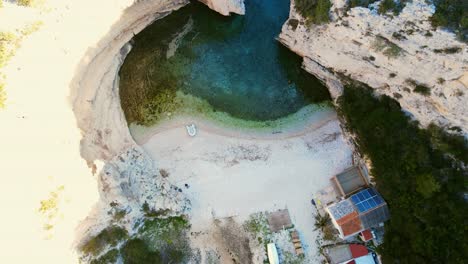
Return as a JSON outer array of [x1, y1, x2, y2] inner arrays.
[[119, 0, 330, 127]]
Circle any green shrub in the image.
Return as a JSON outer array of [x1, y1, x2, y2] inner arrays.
[[372, 35, 402, 58], [348, 0, 379, 8], [392, 31, 406, 41], [337, 83, 467, 263], [0, 22, 41, 69], [112, 209, 126, 221], [19, 21, 42, 36], [166, 248, 187, 264], [313, 213, 330, 230], [288, 19, 300, 30], [0, 32, 18, 68], [120, 237, 186, 264], [142, 201, 172, 217], [413, 84, 431, 95], [139, 216, 189, 247], [406, 79, 431, 96], [415, 173, 441, 199], [0, 24, 42, 110], [294, 0, 332, 24], [84, 216, 191, 263], [138, 216, 190, 263], [426, 123, 468, 162], [90, 249, 120, 264], [294, 0, 316, 17], [122, 239, 163, 264], [348, 0, 408, 15], [80, 226, 128, 256], [17, 0, 37, 7], [431, 0, 467, 41], [378, 0, 396, 14], [433, 46, 462, 54]]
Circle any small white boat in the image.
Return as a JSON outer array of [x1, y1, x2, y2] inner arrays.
[[267, 243, 279, 264], [185, 124, 197, 137]]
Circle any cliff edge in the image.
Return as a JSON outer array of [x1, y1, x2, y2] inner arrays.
[[280, 0, 467, 135]]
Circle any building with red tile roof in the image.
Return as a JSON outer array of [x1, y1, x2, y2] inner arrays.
[[349, 244, 368, 258], [325, 188, 390, 239], [360, 230, 373, 242], [325, 244, 375, 264], [337, 212, 362, 237]]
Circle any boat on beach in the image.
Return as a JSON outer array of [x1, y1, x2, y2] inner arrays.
[[186, 123, 197, 137]]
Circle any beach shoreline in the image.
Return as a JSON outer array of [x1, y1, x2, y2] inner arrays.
[[140, 108, 353, 263], [131, 104, 337, 144]]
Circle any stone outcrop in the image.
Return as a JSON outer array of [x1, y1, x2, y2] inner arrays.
[[279, 0, 467, 135]]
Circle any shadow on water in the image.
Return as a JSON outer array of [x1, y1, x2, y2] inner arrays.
[[119, 0, 330, 125]]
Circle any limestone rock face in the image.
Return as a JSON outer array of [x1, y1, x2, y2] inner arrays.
[[99, 146, 188, 213], [70, 0, 193, 245], [200, 0, 245, 15], [71, 0, 247, 247], [280, 0, 468, 135]]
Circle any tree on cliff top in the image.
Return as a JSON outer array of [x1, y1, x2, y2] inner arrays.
[[294, 0, 332, 24], [338, 83, 468, 263]]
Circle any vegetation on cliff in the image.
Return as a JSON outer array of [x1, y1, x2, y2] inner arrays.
[[348, 0, 408, 15], [431, 0, 467, 41], [294, 0, 332, 24], [17, 0, 36, 6], [348, 0, 379, 8], [0, 22, 42, 108], [345, 0, 466, 34], [80, 226, 128, 256], [1, 30, 15, 108], [80, 216, 191, 264], [338, 84, 467, 263]]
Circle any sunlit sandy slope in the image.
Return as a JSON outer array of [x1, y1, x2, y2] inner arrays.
[[0, 0, 139, 262]]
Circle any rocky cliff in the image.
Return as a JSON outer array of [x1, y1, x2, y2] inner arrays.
[[200, 0, 245, 15], [70, 0, 246, 252], [279, 0, 467, 135]]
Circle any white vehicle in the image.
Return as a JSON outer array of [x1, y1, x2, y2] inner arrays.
[[267, 243, 279, 264], [185, 124, 197, 137]]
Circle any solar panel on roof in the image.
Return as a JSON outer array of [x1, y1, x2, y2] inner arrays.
[[357, 204, 365, 212], [358, 192, 365, 200], [361, 204, 367, 211], [375, 196, 383, 204], [363, 190, 370, 198], [351, 188, 385, 213]]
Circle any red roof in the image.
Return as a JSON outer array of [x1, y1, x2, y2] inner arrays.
[[337, 212, 363, 236], [349, 244, 368, 258], [361, 229, 373, 241]]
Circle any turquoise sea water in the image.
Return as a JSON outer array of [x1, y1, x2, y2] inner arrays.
[[119, 0, 330, 125]]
